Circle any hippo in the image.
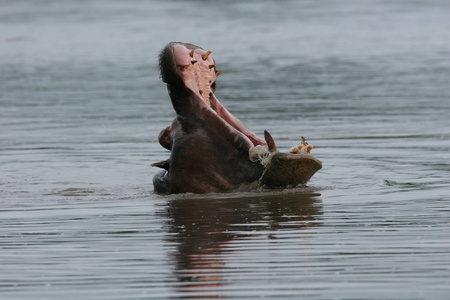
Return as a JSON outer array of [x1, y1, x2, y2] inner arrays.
[[152, 42, 321, 194]]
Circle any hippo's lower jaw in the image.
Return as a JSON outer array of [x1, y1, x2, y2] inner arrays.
[[152, 42, 322, 194]]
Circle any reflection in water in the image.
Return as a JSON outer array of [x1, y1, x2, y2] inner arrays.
[[162, 192, 323, 297]]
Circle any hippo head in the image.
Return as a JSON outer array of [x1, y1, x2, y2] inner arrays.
[[152, 42, 321, 194]]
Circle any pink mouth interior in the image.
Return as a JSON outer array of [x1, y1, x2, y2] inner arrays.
[[173, 44, 266, 147]]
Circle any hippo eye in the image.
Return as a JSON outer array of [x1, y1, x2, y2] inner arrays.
[[163, 131, 169, 137]]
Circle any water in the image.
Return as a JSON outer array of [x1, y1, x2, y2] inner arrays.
[[1, 0, 449, 299]]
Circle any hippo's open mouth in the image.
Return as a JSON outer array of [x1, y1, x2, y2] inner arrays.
[[153, 42, 322, 194], [159, 42, 266, 148]]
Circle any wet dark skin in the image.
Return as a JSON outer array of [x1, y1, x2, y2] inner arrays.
[[153, 42, 264, 194], [153, 42, 322, 194]]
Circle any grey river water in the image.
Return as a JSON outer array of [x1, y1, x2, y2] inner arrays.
[[1, 0, 450, 299]]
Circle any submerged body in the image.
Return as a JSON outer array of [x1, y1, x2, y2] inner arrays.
[[153, 42, 321, 194]]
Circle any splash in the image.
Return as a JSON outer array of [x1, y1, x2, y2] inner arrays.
[[249, 145, 277, 167]]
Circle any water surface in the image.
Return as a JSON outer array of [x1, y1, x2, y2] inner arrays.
[[1, 0, 449, 299]]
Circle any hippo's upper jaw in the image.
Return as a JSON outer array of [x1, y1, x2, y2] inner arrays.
[[159, 42, 266, 148], [153, 42, 322, 194]]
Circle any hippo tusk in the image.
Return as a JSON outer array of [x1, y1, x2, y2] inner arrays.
[[264, 130, 278, 152], [180, 64, 190, 71], [202, 50, 212, 60], [152, 160, 170, 171]]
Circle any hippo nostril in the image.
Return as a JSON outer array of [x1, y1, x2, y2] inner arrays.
[[209, 92, 212, 97]]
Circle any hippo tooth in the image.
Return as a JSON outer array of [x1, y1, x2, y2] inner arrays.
[[215, 70, 221, 76], [191, 60, 197, 64], [264, 130, 278, 152], [199, 90, 203, 95], [301, 136, 308, 146], [180, 64, 190, 71], [202, 50, 212, 60], [152, 160, 170, 171], [189, 49, 194, 57], [209, 64, 215, 69]]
